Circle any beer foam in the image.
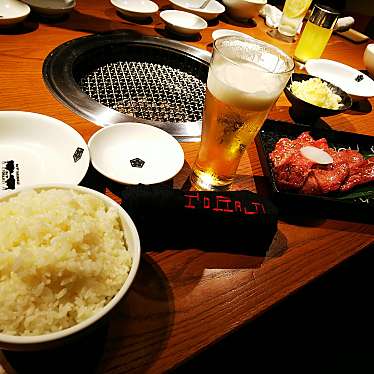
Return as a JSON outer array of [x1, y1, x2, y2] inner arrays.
[[208, 62, 285, 111]]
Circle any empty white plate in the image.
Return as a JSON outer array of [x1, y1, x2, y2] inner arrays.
[[305, 59, 374, 100], [22, 0, 76, 17], [169, 0, 225, 21], [110, 0, 158, 19], [0, 111, 89, 194], [88, 123, 185, 185], [0, 0, 30, 27], [160, 9, 208, 36]]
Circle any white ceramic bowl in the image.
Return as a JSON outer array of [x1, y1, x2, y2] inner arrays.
[[169, 0, 225, 21], [21, 0, 76, 17], [88, 122, 185, 185], [222, 0, 266, 20], [0, 111, 89, 195], [0, 0, 30, 27], [0, 184, 141, 350], [363, 43, 374, 78], [160, 9, 208, 36], [110, 0, 158, 19], [212, 28, 255, 41], [305, 59, 374, 100]]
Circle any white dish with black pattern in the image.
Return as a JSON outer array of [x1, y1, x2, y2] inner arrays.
[[0, 111, 89, 196], [88, 122, 185, 185], [305, 59, 374, 101]]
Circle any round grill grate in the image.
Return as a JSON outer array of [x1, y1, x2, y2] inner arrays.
[[43, 33, 211, 140], [79, 61, 206, 123]]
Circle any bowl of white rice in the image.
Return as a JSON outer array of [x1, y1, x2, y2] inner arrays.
[[0, 184, 140, 350]]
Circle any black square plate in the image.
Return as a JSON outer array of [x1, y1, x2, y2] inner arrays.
[[256, 120, 374, 222]]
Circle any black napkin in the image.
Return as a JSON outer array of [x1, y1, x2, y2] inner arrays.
[[121, 186, 278, 254]]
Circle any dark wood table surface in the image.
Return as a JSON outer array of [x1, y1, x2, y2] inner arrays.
[[0, 1, 373, 373]]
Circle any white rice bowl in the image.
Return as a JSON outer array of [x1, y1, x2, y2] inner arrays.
[[0, 185, 140, 349]]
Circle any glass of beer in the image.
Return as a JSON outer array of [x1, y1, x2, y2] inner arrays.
[[190, 36, 294, 191]]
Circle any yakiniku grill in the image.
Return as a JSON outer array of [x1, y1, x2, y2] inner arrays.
[[43, 31, 210, 141]]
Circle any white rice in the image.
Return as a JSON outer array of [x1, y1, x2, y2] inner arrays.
[[0, 188, 132, 336]]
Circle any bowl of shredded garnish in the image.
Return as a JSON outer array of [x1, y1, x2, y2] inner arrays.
[[284, 73, 352, 123]]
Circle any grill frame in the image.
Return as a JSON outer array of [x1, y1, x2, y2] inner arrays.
[[43, 31, 211, 141]]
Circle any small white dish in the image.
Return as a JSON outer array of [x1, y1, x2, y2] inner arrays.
[[0, 0, 30, 27], [0, 111, 89, 194], [169, 0, 225, 21], [363, 43, 374, 78], [222, 0, 267, 21], [88, 123, 185, 185], [160, 9, 208, 36], [305, 58, 374, 100], [22, 0, 76, 18], [110, 0, 158, 19], [212, 28, 255, 41]]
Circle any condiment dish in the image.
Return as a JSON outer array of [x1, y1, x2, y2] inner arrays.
[[169, 0, 225, 21], [284, 73, 352, 123], [0, 0, 30, 27], [110, 0, 158, 19], [305, 58, 374, 101], [222, 0, 267, 21], [21, 0, 76, 18], [88, 122, 185, 185], [160, 9, 208, 36]]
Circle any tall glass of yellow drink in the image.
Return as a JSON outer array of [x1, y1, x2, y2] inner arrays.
[[278, 0, 313, 37], [190, 36, 294, 191]]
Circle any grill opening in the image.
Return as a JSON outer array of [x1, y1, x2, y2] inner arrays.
[[43, 33, 212, 140], [74, 44, 208, 124]]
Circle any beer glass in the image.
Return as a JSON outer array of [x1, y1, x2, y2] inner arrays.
[[190, 36, 294, 191]]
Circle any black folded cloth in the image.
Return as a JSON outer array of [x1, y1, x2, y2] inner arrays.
[[121, 186, 278, 254]]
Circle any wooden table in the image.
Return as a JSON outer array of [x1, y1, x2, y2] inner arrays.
[[0, 1, 373, 373]]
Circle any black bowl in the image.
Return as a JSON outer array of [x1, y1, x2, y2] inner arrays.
[[284, 73, 352, 123]]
